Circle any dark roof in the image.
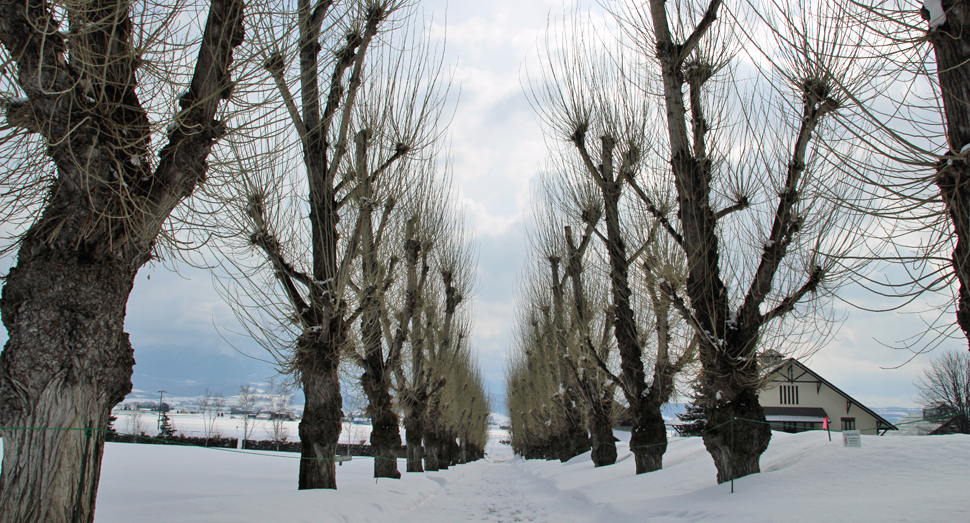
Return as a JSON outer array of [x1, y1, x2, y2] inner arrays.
[[763, 407, 828, 418], [766, 359, 898, 430]]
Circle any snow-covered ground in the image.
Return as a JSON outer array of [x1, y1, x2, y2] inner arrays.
[[6, 420, 960, 522]]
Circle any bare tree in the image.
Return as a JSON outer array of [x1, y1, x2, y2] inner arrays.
[[392, 196, 441, 472], [614, 0, 872, 482], [419, 227, 477, 471], [122, 411, 148, 436], [0, 1, 244, 520], [506, 292, 567, 460], [343, 30, 452, 478], [517, 181, 605, 464], [529, 181, 597, 463], [529, 13, 698, 474], [197, 388, 225, 441], [916, 350, 970, 433], [265, 378, 294, 447], [208, 0, 454, 487], [237, 383, 261, 442]]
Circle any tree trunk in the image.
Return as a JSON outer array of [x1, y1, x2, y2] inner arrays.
[[366, 396, 401, 478], [560, 424, 590, 463], [437, 434, 453, 469], [0, 248, 136, 523], [298, 360, 342, 489], [423, 430, 440, 471], [588, 397, 617, 467], [929, 3, 970, 348], [701, 388, 771, 484], [447, 435, 460, 466], [559, 391, 590, 462], [629, 401, 666, 474], [403, 409, 425, 472]]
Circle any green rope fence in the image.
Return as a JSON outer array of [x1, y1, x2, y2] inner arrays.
[[588, 413, 964, 453], [0, 426, 406, 462], [0, 411, 962, 460]]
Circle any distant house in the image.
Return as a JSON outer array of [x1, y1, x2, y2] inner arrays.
[[759, 358, 897, 435]]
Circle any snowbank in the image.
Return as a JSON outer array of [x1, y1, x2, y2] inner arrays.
[[1, 429, 965, 522]]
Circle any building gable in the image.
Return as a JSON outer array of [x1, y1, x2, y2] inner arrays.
[[760, 359, 897, 434]]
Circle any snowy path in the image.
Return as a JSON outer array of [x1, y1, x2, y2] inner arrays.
[[397, 453, 630, 523]]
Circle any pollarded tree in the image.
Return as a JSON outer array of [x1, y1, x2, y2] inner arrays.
[[0, 1, 244, 521], [210, 0, 447, 488], [505, 302, 566, 460], [420, 229, 477, 470], [527, 175, 599, 462], [525, 173, 615, 465], [509, 264, 583, 461], [616, 0, 873, 482], [530, 13, 698, 474], [450, 359, 490, 463], [389, 180, 449, 472], [341, 28, 452, 479]]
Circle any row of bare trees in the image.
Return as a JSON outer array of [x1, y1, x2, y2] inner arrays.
[[203, 0, 490, 487], [508, 0, 884, 484], [507, 166, 696, 472], [510, 0, 970, 485], [0, 0, 488, 520]]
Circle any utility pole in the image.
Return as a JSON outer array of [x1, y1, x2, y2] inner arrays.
[[157, 390, 167, 430]]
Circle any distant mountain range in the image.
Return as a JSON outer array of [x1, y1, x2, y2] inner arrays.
[[872, 407, 921, 425]]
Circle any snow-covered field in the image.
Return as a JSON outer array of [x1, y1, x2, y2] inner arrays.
[[113, 410, 373, 445], [7, 422, 961, 522]]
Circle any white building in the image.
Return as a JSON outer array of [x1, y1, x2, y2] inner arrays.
[[759, 358, 897, 435]]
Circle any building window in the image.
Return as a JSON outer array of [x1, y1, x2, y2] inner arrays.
[[779, 421, 816, 434], [780, 385, 799, 405], [841, 417, 856, 431]]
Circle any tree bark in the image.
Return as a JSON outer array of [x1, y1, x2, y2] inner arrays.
[[298, 352, 343, 490], [423, 429, 441, 471], [357, 162, 402, 479], [629, 401, 667, 474], [0, 252, 135, 523], [403, 409, 425, 472], [588, 396, 617, 467], [593, 138, 663, 474], [560, 403, 591, 463], [927, 3, 970, 348], [549, 256, 591, 462], [367, 402, 402, 478], [701, 388, 771, 483]]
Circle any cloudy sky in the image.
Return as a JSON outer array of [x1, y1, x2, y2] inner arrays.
[[0, 0, 959, 413]]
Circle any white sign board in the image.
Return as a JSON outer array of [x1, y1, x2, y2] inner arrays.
[[843, 430, 862, 448]]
